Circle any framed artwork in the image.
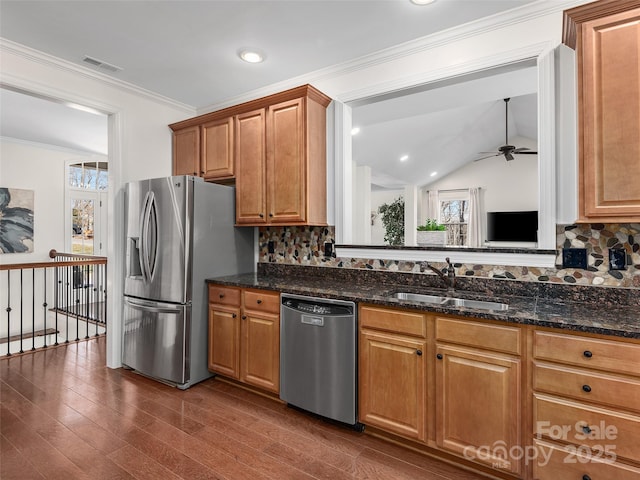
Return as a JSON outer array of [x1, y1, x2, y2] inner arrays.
[[0, 187, 34, 253]]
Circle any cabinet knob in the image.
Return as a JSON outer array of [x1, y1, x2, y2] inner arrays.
[[582, 384, 592, 393], [257, 299, 262, 304], [259, 213, 264, 218], [436, 353, 443, 360], [219, 293, 225, 298], [583, 350, 593, 358], [269, 213, 273, 217], [583, 475, 591, 480], [416, 350, 422, 356], [242, 315, 247, 320], [201, 171, 205, 175], [193, 172, 197, 176], [582, 425, 592, 435], [232, 313, 236, 318]]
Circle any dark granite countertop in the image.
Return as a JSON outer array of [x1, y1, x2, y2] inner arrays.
[[206, 265, 640, 340]]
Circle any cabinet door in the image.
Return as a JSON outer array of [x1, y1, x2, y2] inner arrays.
[[202, 117, 234, 180], [173, 126, 200, 177], [359, 330, 426, 441], [235, 109, 267, 224], [240, 310, 279, 393], [435, 345, 521, 475], [267, 98, 306, 224], [579, 7, 640, 221], [208, 304, 240, 379]]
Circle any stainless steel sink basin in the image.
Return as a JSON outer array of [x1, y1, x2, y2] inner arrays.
[[392, 292, 449, 304], [391, 292, 508, 311], [442, 297, 508, 311]]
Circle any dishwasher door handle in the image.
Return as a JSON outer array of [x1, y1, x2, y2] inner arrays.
[[301, 315, 324, 327]]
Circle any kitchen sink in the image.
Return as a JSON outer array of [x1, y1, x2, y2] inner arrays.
[[390, 292, 508, 311], [441, 297, 508, 311], [391, 292, 449, 304]]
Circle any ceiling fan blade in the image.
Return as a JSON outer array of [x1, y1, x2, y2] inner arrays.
[[512, 147, 530, 153], [473, 153, 500, 162], [514, 151, 538, 155], [504, 152, 514, 161]]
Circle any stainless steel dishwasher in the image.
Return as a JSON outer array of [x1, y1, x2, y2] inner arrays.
[[280, 293, 362, 429]]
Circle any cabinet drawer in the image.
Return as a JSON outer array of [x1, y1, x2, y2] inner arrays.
[[243, 289, 279, 314], [435, 317, 520, 355], [534, 362, 640, 414], [359, 305, 427, 338], [533, 439, 640, 480], [534, 395, 640, 464], [208, 285, 241, 306], [534, 330, 640, 376]]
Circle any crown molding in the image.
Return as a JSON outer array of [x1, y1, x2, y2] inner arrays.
[[0, 38, 195, 114], [197, 0, 591, 114]]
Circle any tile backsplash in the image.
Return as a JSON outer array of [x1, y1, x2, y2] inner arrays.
[[258, 223, 640, 288]]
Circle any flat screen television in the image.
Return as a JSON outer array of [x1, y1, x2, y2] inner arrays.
[[487, 211, 538, 242]]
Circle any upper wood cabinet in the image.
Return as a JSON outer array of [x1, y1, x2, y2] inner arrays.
[[563, 1, 640, 222], [172, 119, 234, 181], [173, 125, 200, 177], [170, 84, 331, 226]]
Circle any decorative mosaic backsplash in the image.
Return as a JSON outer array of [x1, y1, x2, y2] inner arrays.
[[258, 224, 640, 288]]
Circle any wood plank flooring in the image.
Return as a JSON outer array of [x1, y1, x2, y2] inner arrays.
[[1, 338, 486, 479]]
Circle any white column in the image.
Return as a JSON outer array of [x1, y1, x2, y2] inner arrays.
[[353, 165, 372, 244], [404, 184, 418, 246]]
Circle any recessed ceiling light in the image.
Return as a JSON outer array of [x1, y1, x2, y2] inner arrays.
[[410, 0, 436, 5], [400, 155, 409, 162], [239, 49, 265, 63], [351, 127, 361, 135], [430, 171, 437, 177]]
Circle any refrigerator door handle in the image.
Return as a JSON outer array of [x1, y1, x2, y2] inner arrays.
[[140, 191, 158, 282], [124, 297, 183, 314]]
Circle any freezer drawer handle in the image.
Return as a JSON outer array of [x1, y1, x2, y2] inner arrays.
[[125, 298, 182, 314]]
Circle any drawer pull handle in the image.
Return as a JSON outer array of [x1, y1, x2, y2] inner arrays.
[[416, 350, 422, 356], [582, 384, 592, 393], [583, 475, 591, 480], [436, 353, 443, 360], [582, 425, 592, 435], [257, 299, 262, 304], [583, 350, 593, 358]]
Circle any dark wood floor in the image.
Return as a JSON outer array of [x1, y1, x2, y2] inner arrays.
[[1, 338, 486, 479]]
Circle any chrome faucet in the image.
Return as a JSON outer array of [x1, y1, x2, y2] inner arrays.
[[424, 257, 456, 291]]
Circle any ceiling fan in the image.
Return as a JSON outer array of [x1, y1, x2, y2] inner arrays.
[[474, 97, 537, 162]]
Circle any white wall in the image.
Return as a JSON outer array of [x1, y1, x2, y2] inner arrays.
[[1, 140, 72, 262], [424, 135, 538, 242], [1, 41, 196, 367]]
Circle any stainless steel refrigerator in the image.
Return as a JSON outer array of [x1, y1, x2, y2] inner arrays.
[[123, 175, 254, 389]]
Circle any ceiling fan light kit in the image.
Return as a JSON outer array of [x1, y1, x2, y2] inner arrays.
[[474, 97, 538, 162]]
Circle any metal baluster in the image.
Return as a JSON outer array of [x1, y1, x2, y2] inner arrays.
[[6, 270, 12, 356], [43, 267, 48, 348], [65, 265, 70, 343], [84, 264, 90, 339], [31, 268, 36, 351], [75, 265, 80, 341], [54, 266, 59, 346], [19, 269, 24, 353]]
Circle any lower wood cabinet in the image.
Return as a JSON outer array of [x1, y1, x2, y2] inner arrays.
[[358, 305, 428, 442], [532, 329, 640, 477], [435, 345, 521, 475], [208, 284, 280, 394]]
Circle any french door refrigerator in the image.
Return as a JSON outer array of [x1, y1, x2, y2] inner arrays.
[[123, 176, 254, 389]]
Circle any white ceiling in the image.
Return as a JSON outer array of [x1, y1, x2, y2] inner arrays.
[[0, 0, 540, 160]]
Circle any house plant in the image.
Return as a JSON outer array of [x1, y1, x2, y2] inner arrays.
[[417, 219, 447, 246], [378, 197, 404, 246]]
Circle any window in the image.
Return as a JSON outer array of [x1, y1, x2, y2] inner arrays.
[[438, 191, 469, 246], [66, 161, 108, 255]]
